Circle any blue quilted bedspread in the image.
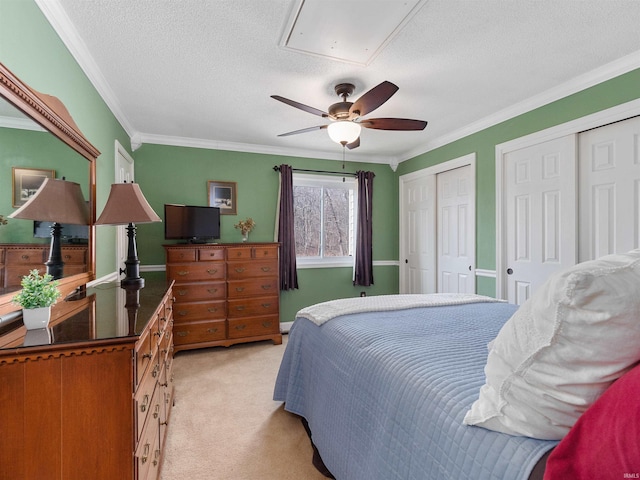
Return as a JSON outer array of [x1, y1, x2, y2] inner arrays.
[[273, 302, 557, 480]]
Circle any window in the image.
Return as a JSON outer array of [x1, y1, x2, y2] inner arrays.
[[293, 173, 357, 267]]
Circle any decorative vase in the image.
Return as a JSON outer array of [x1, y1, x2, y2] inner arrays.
[[242, 232, 249, 242], [22, 306, 51, 330]]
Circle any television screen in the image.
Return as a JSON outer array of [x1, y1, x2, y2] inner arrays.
[[33, 221, 89, 243], [164, 204, 220, 242]]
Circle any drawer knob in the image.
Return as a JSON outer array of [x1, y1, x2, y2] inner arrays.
[[235, 267, 245, 273], [177, 331, 189, 337], [177, 310, 188, 316], [262, 321, 272, 328], [177, 270, 189, 276], [141, 443, 150, 464], [235, 287, 245, 292], [21, 254, 30, 260], [207, 288, 218, 294], [207, 269, 218, 275], [143, 352, 153, 359], [207, 307, 219, 313], [140, 394, 149, 412], [261, 267, 271, 272], [261, 284, 272, 290], [235, 305, 245, 311], [262, 303, 272, 308], [153, 404, 160, 419], [235, 324, 246, 331], [177, 289, 188, 296], [64, 255, 71, 260], [207, 327, 218, 334]]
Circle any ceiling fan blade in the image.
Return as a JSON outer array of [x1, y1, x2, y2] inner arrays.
[[360, 118, 428, 131], [349, 81, 399, 118], [271, 95, 328, 117], [277, 125, 328, 137], [346, 137, 360, 150]]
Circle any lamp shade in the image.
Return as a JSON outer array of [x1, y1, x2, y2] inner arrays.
[[327, 121, 361, 145], [9, 178, 88, 224], [96, 182, 161, 226]]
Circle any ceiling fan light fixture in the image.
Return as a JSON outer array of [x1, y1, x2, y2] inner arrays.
[[327, 121, 361, 145]]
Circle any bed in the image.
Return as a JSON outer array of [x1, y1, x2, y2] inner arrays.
[[274, 250, 640, 480]]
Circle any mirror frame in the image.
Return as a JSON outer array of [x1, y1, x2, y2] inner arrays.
[[0, 62, 99, 316]]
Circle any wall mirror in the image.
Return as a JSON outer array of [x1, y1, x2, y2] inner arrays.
[[0, 62, 99, 316]]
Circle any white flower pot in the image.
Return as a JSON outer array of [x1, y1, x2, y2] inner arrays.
[[22, 306, 52, 330]]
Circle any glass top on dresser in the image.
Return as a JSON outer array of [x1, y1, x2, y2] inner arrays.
[[0, 272, 171, 350]]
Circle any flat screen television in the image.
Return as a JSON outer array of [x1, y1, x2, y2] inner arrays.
[[164, 204, 221, 243], [33, 221, 89, 244]]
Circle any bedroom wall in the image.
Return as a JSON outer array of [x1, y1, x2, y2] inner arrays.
[[397, 67, 640, 296], [0, 0, 131, 280], [133, 143, 400, 323]]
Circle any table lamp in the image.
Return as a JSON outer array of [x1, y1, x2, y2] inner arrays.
[[96, 182, 161, 288], [9, 178, 89, 279]]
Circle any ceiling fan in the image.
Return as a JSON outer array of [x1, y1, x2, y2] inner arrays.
[[271, 81, 428, 149]]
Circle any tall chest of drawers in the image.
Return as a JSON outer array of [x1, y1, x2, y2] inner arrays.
[[0, 274, 174, 480], [164, 243, 282, 352]]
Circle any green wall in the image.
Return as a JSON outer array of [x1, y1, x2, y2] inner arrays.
[[1, 0, 132, 279], [133, 144, 400, 321], [397, 68, 640, 296]]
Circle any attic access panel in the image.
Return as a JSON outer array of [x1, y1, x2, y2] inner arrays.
[[280, 0, 426, 66]]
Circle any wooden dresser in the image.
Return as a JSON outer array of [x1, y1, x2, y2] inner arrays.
[[0, 243, 88, 288], [164, 243, 282, 352], [0, 273, 174, 480]]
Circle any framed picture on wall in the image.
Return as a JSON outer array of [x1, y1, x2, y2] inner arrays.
[[207, 180, 237, 215], [12, 167, 55, 207]]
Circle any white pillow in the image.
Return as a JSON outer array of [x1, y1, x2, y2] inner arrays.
[[464, 249, 640, 440]]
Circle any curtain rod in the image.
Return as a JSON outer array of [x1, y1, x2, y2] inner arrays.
[[273, 166, 357, 177]]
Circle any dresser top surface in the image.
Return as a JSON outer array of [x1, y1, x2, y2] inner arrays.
[[0, 272, 171, 352]]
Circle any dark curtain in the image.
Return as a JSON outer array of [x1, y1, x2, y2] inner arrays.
[[276, 164, 299, 290], [354, 170, 375, 286]]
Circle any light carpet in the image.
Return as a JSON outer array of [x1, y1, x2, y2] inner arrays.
[[160, 336, 327, 480]]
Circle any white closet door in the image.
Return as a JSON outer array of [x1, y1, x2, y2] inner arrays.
[[579, 116, 640, 261], [437, 165, 475, 293], [504, 135, 577, 305], [402, 175, 436, 294]]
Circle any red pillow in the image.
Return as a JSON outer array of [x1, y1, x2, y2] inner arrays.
[[544, 363, 640, 479]]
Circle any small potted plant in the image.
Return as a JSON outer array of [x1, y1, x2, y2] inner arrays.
[[13, 270, 61, 329], [234, 217, 256, 242]]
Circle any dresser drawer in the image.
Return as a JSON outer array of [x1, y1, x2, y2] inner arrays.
[[5, 266, 46, 288], [135, 326, 155, 388], [227, 245, 278, 260], [226, 260, 277, 279], [228, 315, 280, 339], [166, 248, 197, 263], [167, 263, 226, 282], [6, 248, 45, 264], [60, 248, 86, 264], [227, 296, 279, 318], [198, 248, 225, 261], [227, 277, 278, 298], [173, 300, 226, 322], [134, 363, 158, 441], [173, 282, 226, 302], [135, 393, 161, 480], [173, 319, 226, 345]]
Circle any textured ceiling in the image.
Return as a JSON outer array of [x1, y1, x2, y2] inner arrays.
[[37, 0, 640, 166]]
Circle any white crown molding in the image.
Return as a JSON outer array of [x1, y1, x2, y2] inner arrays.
[[399, 50, 640, 163], [0, 116, 46, 131], [135, 132, 395, 164], [35, 0, 136, 137]]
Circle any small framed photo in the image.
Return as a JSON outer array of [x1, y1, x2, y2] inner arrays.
[[207, 180, 237, 215], [12, 167, 55, 207]]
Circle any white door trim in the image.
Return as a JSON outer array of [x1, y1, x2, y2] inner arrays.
[[399, 153, 476, 293], [495, 98, 640, 300]]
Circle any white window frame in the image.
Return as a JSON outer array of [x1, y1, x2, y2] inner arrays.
[[293, 173, 358, 269]]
